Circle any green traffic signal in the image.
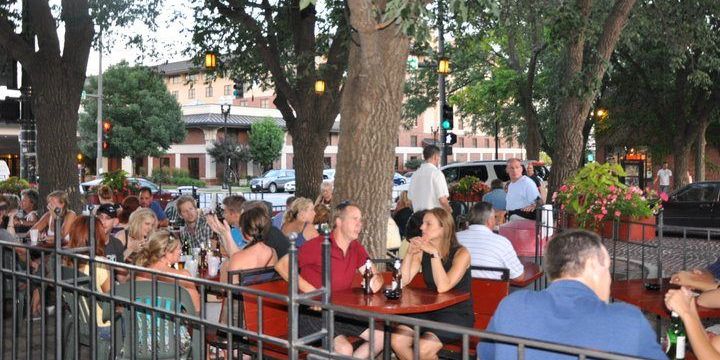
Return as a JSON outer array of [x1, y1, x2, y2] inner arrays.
[[441, 120, 451, 130], [441, 104, 454, 130]]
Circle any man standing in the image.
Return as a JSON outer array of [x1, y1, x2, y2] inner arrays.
[[275, 202, 384, 358], [456, 202, 523, 280], [176, 195, 213, 249], [482, 179, 506, 211], [408, 145, 451, 213], [479, 230, 665, 359], [505, 159, 540, 220], [138, 187, 169, 227], [654, 162, 673, 195]]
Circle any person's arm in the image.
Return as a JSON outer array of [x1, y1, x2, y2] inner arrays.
[[427, 247, 471, 293], [31, 212, 50, 233], [207, 215, 240, 255], [274, 254, 317, 293], [61, 211, 77, 238], [157, 219, 169, 228], [671, 269, 718, 292], [438, 196, 451, 213], [400, 238, 423, 288], [666, 288, 720, 360]]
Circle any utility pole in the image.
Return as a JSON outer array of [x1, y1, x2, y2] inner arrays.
[[437, 0, 447, 166], [19, 0, 36, 183], [95, 30, 104, 176]]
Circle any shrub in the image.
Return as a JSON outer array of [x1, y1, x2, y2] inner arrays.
[[0, 177, 31, 195]]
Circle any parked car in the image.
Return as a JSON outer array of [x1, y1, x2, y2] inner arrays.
[[393, 173, 407, 186], [285, 180, 296, 193], [440, 160, 549, 185], [250, 169, 296, 193], [663, 181, 720, 229], [323, 169, 336, 181], [80, 177, 174, 208]]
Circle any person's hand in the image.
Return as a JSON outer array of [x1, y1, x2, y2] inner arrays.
[[521, 204, 537, 212], [665, 287, 696, 318], [406, 237, 422, 256], [671, 271, 694, 285], [413, 237, 439, 258], [8, 209, 18, 219], [671, 269, 717, 291], [206, 214, 232, 240]]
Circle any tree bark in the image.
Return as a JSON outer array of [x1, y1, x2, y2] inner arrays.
[[334, 0, 411, 257], [695, 120, 709, 182], [286, 117, 329, 199], [548, 0, 636, 195]]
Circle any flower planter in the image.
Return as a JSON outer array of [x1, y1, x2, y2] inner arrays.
[[450, 193, 483, 202], [601, 216, 656, 243]]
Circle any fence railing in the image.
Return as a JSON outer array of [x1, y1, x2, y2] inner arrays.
[[0, 208, 648, 359]]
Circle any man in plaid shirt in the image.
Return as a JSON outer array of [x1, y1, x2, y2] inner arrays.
[[176, 195, 214, 249]]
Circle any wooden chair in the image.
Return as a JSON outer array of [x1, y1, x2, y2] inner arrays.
[[439, 266, 510, 359]]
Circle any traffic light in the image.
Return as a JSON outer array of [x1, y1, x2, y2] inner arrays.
[[102, 120, 111, 152], [444, 132, 457, 145], [233, 79, 243, 99], [441, 104, 453, 130]]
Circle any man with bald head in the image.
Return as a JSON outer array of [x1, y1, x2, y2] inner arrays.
[[505, 158, 541, 220]]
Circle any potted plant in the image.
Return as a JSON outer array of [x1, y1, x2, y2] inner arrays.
[[99, 170, 141, 203], [0, 177, 31, 195], [553, 162, 662, 242], [449, 176, 491, 202]]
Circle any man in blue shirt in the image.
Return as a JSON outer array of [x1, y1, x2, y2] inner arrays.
[[138, 187, 169, 227], [505, 158, 541, 220], [482, 179, 506, 211], [479, 230, 665, 360], [271, 196, 295, 229]]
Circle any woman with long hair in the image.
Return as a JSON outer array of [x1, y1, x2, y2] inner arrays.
[[280, 197, 318, 248], [131, 230, 200, 311], [115, 195, 140, 232], [65, 216, 114, 337], [391, 208, 473, 360], [393, 190, 413, 238], [114, 208, 157, 259], [31, 190, 77, 242]]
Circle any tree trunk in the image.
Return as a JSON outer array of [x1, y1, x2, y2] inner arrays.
[[334, 0, 411, 257], [673, 140, 692, 191], [31, 71, 85, 211], [520, 95, 541, 160], [695, 120, 709, 182], [287, 114, 331, 201]]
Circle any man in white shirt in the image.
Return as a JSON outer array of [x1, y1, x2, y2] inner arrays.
[[505, 158, 541, 220], [654, 162, 672, 195], [457, 202, 524, 280], [408, 145, 451, 212]]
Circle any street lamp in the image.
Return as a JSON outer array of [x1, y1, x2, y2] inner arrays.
[[314, 80, 326, 95], [204, 51, 218, 71], [220, 104, 231, 192], [437, 57, 451, 75]]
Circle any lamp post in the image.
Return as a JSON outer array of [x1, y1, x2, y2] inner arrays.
[[220, 104, 231, 193], [437, 0, 449, 166], [494, 119, 499, 160]]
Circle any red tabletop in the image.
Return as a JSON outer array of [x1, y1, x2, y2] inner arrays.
[[331, 286, 470, 315], [611, 278, 720, 319], [510, 261, 543, 287]]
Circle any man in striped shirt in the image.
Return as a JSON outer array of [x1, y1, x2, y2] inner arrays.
[[457, 202, 524, 280]]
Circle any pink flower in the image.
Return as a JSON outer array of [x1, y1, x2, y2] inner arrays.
[[560, 204, 565, 209], [595, 214, 605, 221], [625, 194, 632, 200], [560, 185, 568, 192], [601, 208, 607, 215], [614, 210, 621, 217], [609, 185, 616, 192], [552, 192, 558, 201], [659, 192, 669, 202]]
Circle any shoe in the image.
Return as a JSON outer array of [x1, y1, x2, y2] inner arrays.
[[46, 305, 55, 316]]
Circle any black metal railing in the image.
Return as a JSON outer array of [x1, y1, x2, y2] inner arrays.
[[0, 207, 649, 359]]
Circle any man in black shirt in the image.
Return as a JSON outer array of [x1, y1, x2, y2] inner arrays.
[[96, 204, 125, 263]]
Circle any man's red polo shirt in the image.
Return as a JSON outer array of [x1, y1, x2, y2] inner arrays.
[[297, 232, 369, 292]]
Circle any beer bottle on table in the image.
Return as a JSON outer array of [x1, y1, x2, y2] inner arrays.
[[363, 259, 374, 295], [392, 259, 402, 293], [665, 311, 686, 359]]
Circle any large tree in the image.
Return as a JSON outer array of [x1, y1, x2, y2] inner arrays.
[[79, 62, 186, 174], [0, 1, 161, 209], [192, 0, 349, 200]]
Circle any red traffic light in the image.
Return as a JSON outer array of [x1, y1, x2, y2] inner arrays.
[[103, 120, 112, 133], [102, 141, 109, 150]]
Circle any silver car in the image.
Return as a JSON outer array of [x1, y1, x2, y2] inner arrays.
[[250, 169, 296, 193]]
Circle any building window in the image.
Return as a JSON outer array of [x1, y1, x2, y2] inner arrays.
[[459, 137, 465, 147], [410, 135, 417, 147], [205, 86, 213, 97], [171, 76, 180, 84], [188, 88, 195, 99], [161, 157, 171, 168], [171, 91, 179, 99], [224, 85, 232, 96], [485, 138, 490, 148], [187, 74, 197, 82], [472, 138, 477, 148], [261, 99, 269, 108]]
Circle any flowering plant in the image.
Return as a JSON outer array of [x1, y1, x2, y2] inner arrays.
[[99, 170, 142, 197], [553, 162, 663, 228], [450, 176, 491, 197]]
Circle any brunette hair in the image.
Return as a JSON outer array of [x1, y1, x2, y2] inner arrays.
[[47, 190, 70, 216], [222, 195, 246, 213], [97, 185, 114, 202], [131, 230, 181, 267], [241, 206, 270, 246], [312, 203, 330, 225], [395, 191, 412, 212], [20, 189, 39, 211], [118, 196, 140, 224], [66, 215, 107, 266], [423, 208, 460, 260], [544, 230, 605, 281], [282, 197, 313, 225], [175, 195, 197, 211]]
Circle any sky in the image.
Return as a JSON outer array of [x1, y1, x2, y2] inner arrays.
[[85, 0, 195, 76]]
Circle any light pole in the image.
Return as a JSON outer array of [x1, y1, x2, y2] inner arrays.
[[96, 30, 104, 176], [220, 104, 231, 193], [494, 119, 499, 160], [437, 0, 447, 166]]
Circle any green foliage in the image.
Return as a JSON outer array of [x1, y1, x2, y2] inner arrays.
[[78, 62, 186, 160], [101, 170, 130, 191], [404, 158, 423, 170], [0, 177, 31, 195], [249, 119, 284, 171], [150, 168, 206, 187], [206, 140, 251, 169]]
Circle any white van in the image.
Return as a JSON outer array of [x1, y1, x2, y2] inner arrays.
[[440, 160, 549, 185], [0, 160, 10, 181]]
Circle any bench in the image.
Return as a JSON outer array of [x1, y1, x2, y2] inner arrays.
[[440, 266, 510, 359]]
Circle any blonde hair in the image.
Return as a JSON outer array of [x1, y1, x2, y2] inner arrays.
[[126, 208, 157, 239], [396, 191, 412, 210], [131, 230, 180, 267], [47, 190, 70, 216], [282, 197, 313, 225]]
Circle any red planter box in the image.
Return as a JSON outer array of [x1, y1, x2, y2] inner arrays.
[[449, 193, 483, 202], [601, 216, 656, 243]]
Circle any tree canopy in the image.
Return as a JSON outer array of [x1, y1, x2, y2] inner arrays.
[[249, 118, 284, 172], [79, 62, 186, 164]]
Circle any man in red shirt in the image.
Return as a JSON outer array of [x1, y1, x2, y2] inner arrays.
[[276, 202, 384, 358]]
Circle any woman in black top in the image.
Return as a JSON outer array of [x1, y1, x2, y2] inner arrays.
[[391, 207, 473, 360]]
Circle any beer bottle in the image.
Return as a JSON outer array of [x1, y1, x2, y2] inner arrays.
[[198, 244, 208, 272], [363, 259, 374, 295], [665, 311, 686, 359]]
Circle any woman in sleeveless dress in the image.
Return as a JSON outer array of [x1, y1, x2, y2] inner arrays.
[[281, 197, 318, 247], [391, 208, 474, 360]]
